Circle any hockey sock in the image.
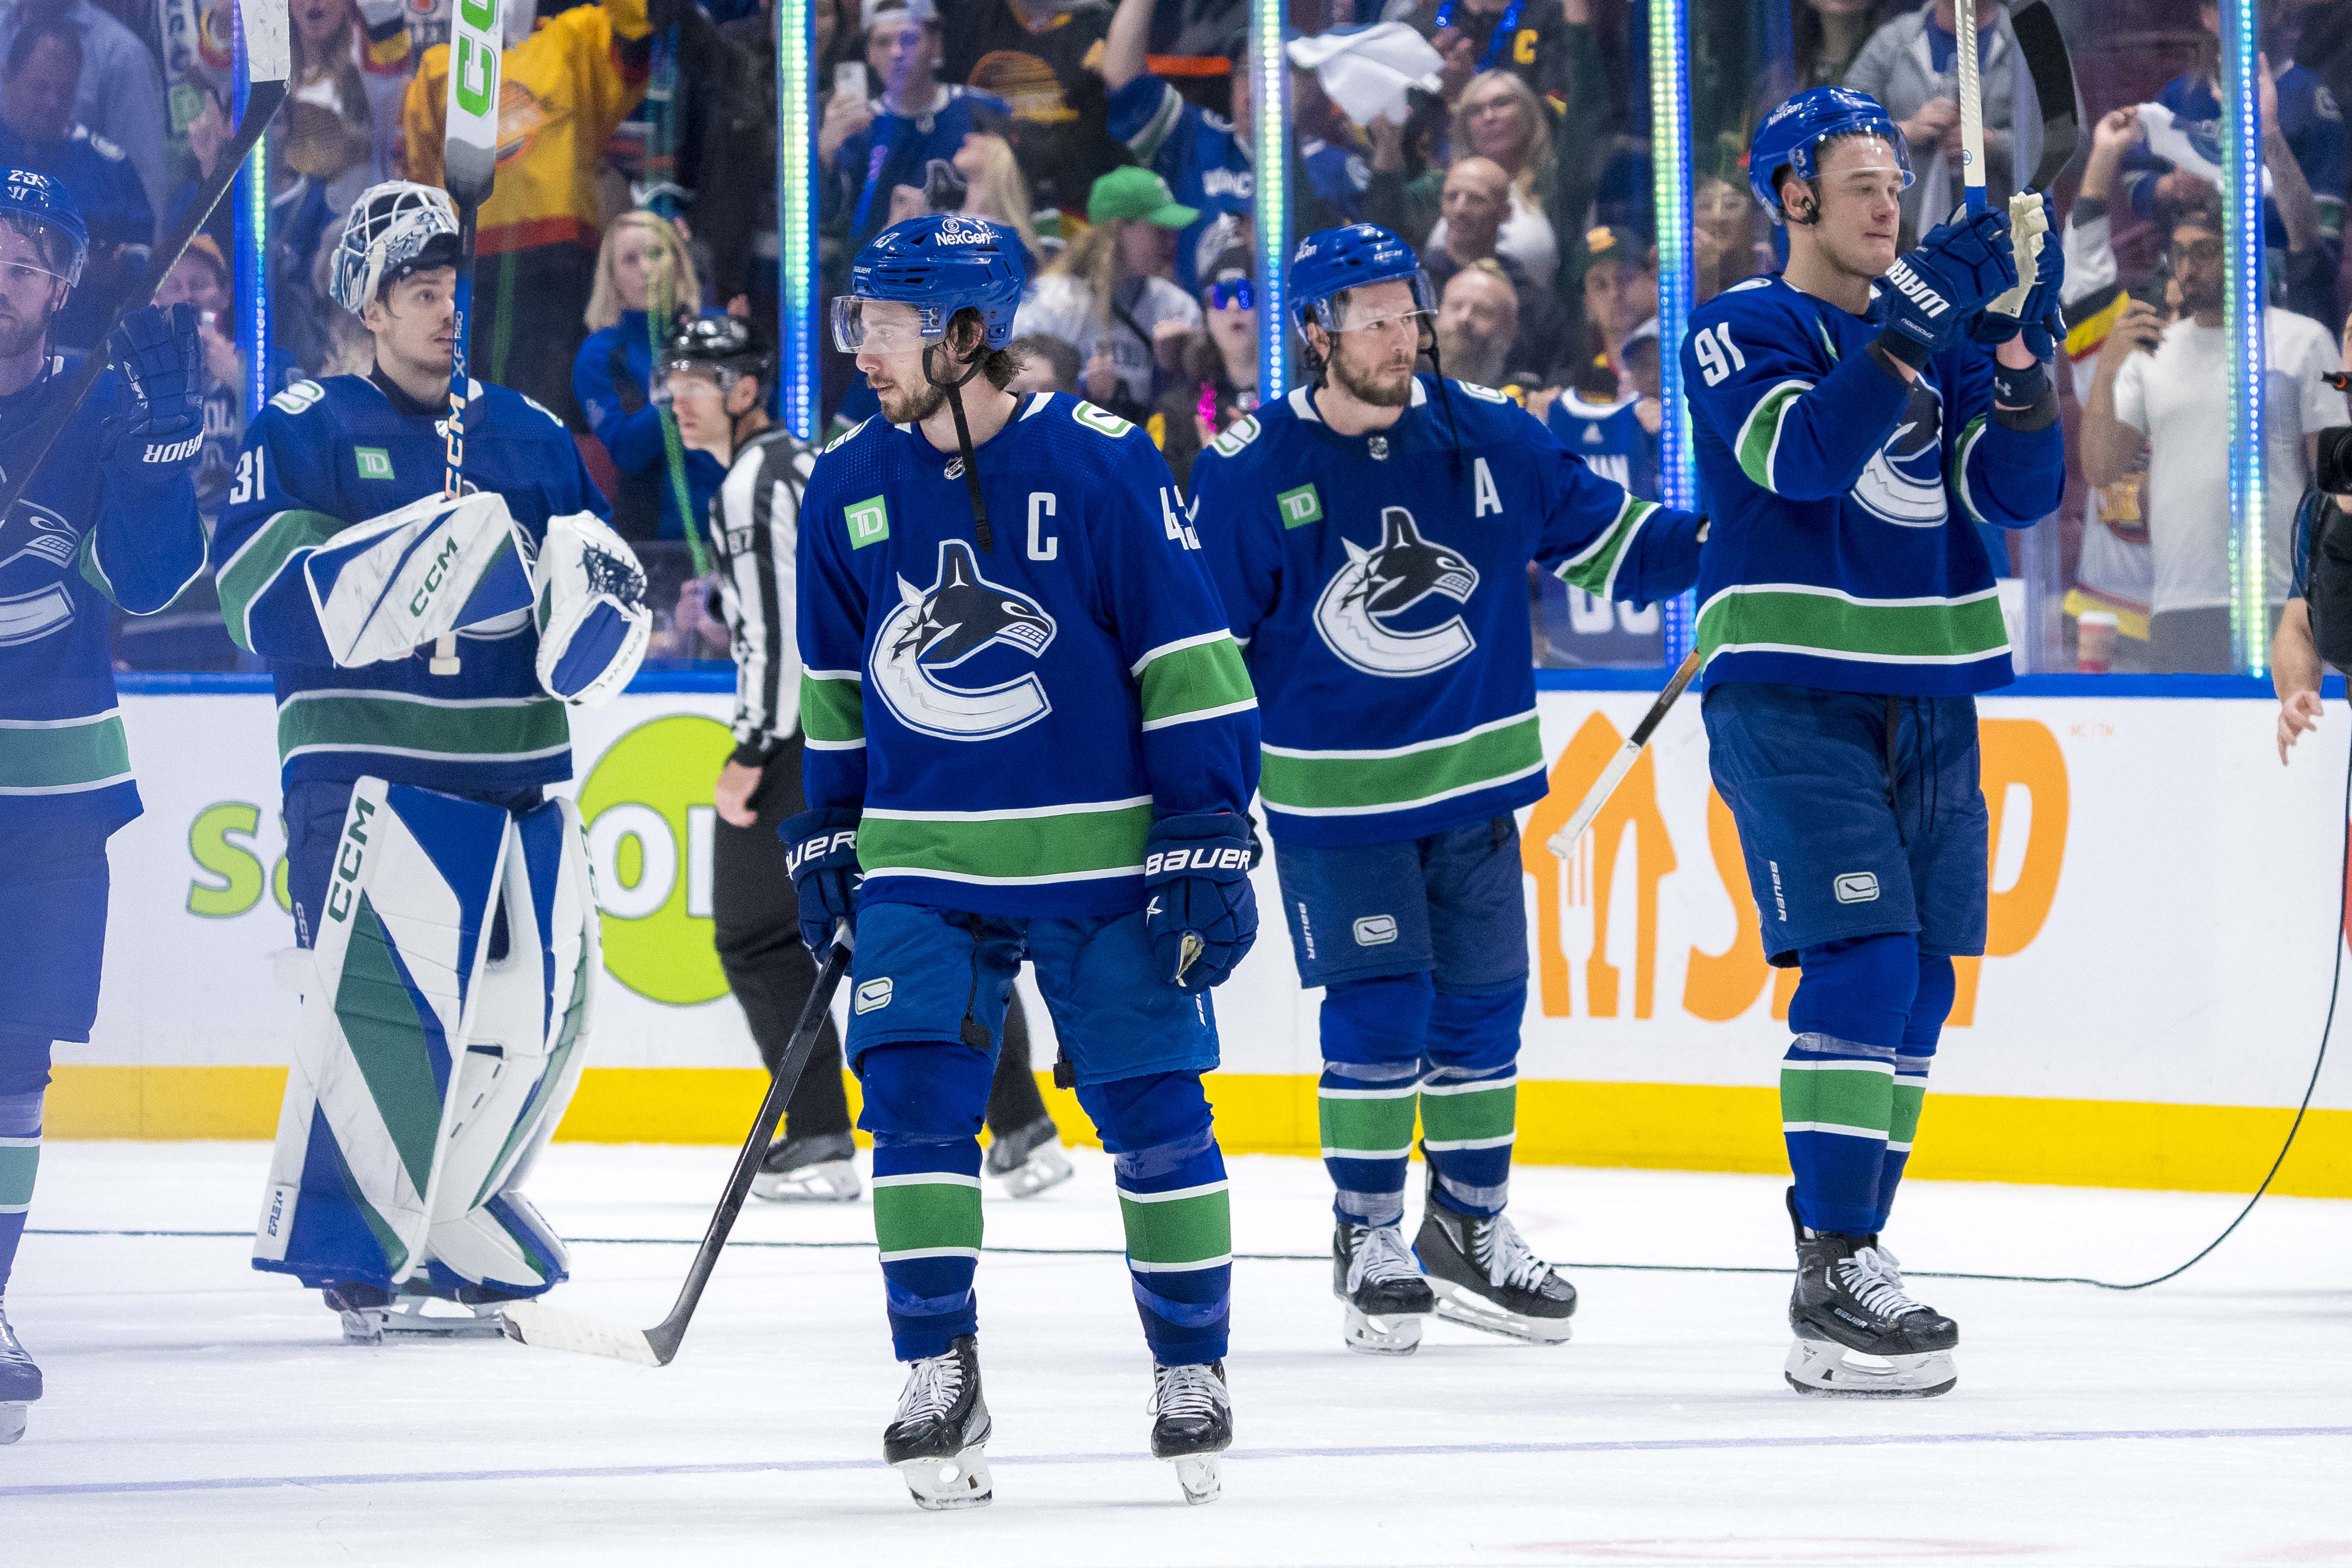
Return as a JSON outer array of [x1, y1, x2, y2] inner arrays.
[[858, 1041, 992, 1362], [1782, 934, 1919, 1237], [1318, 973, 1433, 1227], [1418, 983, 1523, 1219], [1875, 954, 1953, 1232], [0, 1035, 50, 1299], [1080, 1071, 1231, 1365]]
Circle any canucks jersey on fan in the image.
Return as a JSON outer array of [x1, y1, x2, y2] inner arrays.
[[1546, 389, 1659, 502], [213, 372, 609, 793], [796, 391, 1258, 916], [1189, 375, 1703, 848], [1683, 274, 2065, 696]]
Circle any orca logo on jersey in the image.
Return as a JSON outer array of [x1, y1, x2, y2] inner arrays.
[[1313, 506, 1481, 677], [871, 538, 1060, 740], [1851, 381, 1949, 527]]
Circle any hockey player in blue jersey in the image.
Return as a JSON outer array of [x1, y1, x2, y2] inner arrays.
[[0, 169, 205, 1443], [216, 181, 651, 1345], [1688, 88, 2065, 1397], [1189, 223, 1709, 1357], [786, 212, 1257, 1510]]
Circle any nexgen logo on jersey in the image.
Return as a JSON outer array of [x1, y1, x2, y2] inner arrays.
[[871, 539, 1059, 740], [1313, 506, 1481, 677]]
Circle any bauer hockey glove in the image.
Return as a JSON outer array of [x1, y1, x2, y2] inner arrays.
[[1143, 812, 1258, 991], [1874, 203, 2016, 370], [1972, 191, 2063, 351], [779, 808, 863, 957], [102, 304, 204, 487]]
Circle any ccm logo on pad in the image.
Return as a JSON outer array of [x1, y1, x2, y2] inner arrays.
[[853, 977, 893, 1014], [1833, 872, 1881, 904], [1353, 914, 1399, 947], [1145, 847, 1250, 875]]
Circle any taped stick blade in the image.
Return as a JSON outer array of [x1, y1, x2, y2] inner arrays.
[[499, 1299, 665, 1367], [443, 0, 506, 207], [240, 0, 292, 84]]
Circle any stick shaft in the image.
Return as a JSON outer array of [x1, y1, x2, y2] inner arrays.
[[1544, 650, 1702, 858], [1955, 0, 1986, 212]]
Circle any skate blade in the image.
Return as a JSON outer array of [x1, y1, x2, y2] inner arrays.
[[1428, 1281, 1575, 1345], [894, 1445, 993, 1510], [1341, 1303, 1425, 1356], [1167, 1452, 1221, 1505], [0, 1401, 26, 1445], [1783, 1338, 1956, 1398], [338, 1308, 385, 1346], [379, 1303, 509, 1340], [750, 1160, 862, 1203], [998, 1145, 1074, 1200]]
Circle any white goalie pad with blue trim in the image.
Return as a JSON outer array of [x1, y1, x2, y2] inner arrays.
[[253, 778, 599, 1299], [306, 492, 537, 668]]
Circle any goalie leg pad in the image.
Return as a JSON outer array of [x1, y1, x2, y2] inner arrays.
[[305, 491, 535, 668]]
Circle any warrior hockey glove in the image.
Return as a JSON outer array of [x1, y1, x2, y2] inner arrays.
[[1874, 203, 2016, 371], [534, 512, 652, 708], [102, 304, 204, 486], [1143, 812, 1258, 991], [1972, 191, 2064, 354], [779, 808, 863, 957]]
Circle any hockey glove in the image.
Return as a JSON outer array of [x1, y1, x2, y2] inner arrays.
[[779, 807, 862, 957], [101, 304, 204, 487], [1143, 812, 1258, 991], [305, 491, 537, 667], [1874, 203, 2016, 371], [1972, 191, 2063, 353], [534, 512, 652, 708]]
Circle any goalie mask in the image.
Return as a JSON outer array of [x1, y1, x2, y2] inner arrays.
[[330, 180, 462, 315]]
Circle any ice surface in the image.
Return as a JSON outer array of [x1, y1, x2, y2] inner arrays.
[[4, 1142, 2348, 1565]]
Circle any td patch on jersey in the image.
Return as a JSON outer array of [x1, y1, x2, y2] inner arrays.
[[871, 539, 1060, 740], [1314, 506, 1481, 677], [1850, 381, 1948, 528]]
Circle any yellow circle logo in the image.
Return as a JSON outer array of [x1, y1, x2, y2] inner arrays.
[[578, 713, 737, 1006]]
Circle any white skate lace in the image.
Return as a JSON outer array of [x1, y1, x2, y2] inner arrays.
[[1475, 1215, 1557, 1294], [895, 1350, 965, 1426], [1839, 1247, 1928, 1321], [1148, 1363, 1229, 1423], [1347, 1223, 1424, 1291]]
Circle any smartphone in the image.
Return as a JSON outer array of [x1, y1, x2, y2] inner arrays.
[[835, 62, 868, 105]]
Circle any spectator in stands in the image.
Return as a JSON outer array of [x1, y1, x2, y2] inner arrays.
[[1418, 157, 1571, 383], [1393, 0, 1597, 108], [1432, 258, 1532, 393], [1102, 0, 1251, 295], [1368, 67, 1559, 285], [152, 235, 243, 524], [0, 16, 150, 348], [952, 129, 1044, 267], [1146, 243, 1257, 488], [0, 0, 166, 242], [937, 0, 1125, 225], [2081, 199, 2342, 674], [1846, 0, 2022, 232], [1694, 174, 1768, 302], [405, 0, 655, 426], [1794, 0, 1892, 91], [575, 212, 724, 543], [1578, 222, 1656, 397], [822, 0, 1009, 246], [1013, 166, 1201, 419], [292, 0, 410, 194], [1007, 331, 1080, 394]]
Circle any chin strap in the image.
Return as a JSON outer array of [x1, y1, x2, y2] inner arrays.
[[1418, 321, 1466, 474], [925, 341, 995, 553]]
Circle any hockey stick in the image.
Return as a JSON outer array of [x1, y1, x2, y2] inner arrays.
[[1543, 648, 1701, 861], [430, 0, 505, 677], [2009, 0, 2080, 193], [1955, 0, 1985, 214], [500, 924, 856, 1366], [0, 0, 289, 530]]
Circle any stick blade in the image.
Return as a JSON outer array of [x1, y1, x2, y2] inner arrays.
[[2011, 0, 2080, 189], [499, 1299, 665, 1367]]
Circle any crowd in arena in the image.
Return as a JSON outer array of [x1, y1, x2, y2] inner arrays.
[[0, 0, 2334, 674]]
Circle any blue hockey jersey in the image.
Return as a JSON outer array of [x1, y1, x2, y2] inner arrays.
[[797, 392, 1258, 918], [0, 352, 205, 830], [213, 372, 609, 794], [1190, 375, 1706, 848], [1681, 275, 2065, 697], [1546, 390, 1660, 503], [1109, 74, 1252, 294]]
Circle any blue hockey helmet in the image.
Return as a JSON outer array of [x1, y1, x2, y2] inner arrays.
[[1748, 87, 1913, 225], [0, 167, 87, 286], [832, 213, 1027, 353], [1288, 223, 1436, 334]]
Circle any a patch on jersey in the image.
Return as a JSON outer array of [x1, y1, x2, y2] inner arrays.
[[823, 417, 871, 454], [1313, 506, 1480, 678], [1352, 915, 1398, 947], [1851, 381, 1949, 528], [854, 977, 894, 1014], [1073, 401, 1134, 438], [1277, 483, 1322, 529], [1833, 872, 1881, 904], [846, 495, 891, 548], [1455, 381, 1510, 404], [356, 447, 394, 480], [1582, 425, 1602, 445], [870, 539, 1059, 740], [270, 380, 326, 416], [1209, 414, 1261, 458]]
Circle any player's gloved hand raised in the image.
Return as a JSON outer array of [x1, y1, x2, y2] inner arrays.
[[1971, 191, 2064, 356], [1143, 812, 1258, 991], [1875, 203, 2016, 370], [779, 807, 862, 958], [102, 303, 204, 486]]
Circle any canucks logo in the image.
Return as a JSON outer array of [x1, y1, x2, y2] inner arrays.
[[0, 472, 83, 647], [1851, 381, 1949, 527], [1312, 506, 1480, 677], [871, 539, 1058, 740]]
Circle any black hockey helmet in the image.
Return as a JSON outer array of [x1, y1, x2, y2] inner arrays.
[[653, 314, 773, 405]]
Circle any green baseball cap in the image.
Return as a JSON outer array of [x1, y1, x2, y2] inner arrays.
[[1087, 166, 1200, 229]]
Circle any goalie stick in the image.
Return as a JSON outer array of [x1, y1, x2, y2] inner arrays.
[[0, 0, 289, 530], [500, 924, 856, 1366], [1544, 649, 1700, 862], [432, 0, 505, 677]]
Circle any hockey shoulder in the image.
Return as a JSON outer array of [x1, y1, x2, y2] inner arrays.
[[1684, 279, 1848, 492]]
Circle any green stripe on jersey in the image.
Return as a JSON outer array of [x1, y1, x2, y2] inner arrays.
[[0, 1139, 38, 1211], [0, 712, 131, 794], [276, 691, 569, 768], [1734, 381, 1813, 492], [860, 799, 1154, 886], [1953, 413, 1990, 525], [873, 1174, 984, 1260], [1697, 585, 2009, 671], [218, 510, 342, 652], [1417, 1081, 1516, 1148], [1555, 498, 1657, 602], [800, 672, 865, 746], [1260, 712, 1542, 818], [1117, 1181, 1231, 1271], [1135, 634, 1255, 730], [1319, 1084, 1419, 1159], [1779, 1063, 1894, 1140]]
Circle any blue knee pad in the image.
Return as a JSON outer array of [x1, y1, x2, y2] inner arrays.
[[1788, 933, 1922, 1051], [1079, 1071, 1231, 1365], [858, 1041, 993, 1361], [1426, 982, 1522, 1076], [0, 1032, 52, 1099], [1321, 973, 1434, 1064]]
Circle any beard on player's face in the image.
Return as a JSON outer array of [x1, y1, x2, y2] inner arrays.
[[1326, 332, 1416, 408], [0, 302, 48, 359], [873, 373, 947, 425]]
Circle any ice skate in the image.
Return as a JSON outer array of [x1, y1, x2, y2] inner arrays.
[[1784, 1189, 1957, 1398], [984, 1115, 1074, 1199], [1414, 1198, 1577, 1345], [325, 1280, 517, 1345], [1333, 1220, 1434, 1355], [883, 1334, 993, 1510], [750, 1131, 862, 1202], [1148, 1359, 1231, 1505], [0, 1301, 39, 1444]]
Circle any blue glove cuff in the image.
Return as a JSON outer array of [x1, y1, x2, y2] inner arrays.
[[1144, 812, 1253, 884]]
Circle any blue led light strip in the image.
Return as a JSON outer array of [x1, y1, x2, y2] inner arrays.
[[1649, 0, 1695, 663], [1253, 0, 1289, 401], [776, 0, 817, 439], [232, 0, 267, 417], [2221, 0, 2266, 674]]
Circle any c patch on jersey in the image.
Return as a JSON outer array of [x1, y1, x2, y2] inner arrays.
[[846, 495, 891, 548], [1313, 506, 1480, 677], [1851, 381, 1948, 527], [870, 539, 1059, 740]]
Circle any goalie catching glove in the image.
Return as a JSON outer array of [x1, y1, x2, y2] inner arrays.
[[533, 512, 652, 707], [305, 490, 535, 668], [1143, 812, 1258, 991]]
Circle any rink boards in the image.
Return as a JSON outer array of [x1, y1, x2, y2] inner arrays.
[[48, 676, 2352, 1197]]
